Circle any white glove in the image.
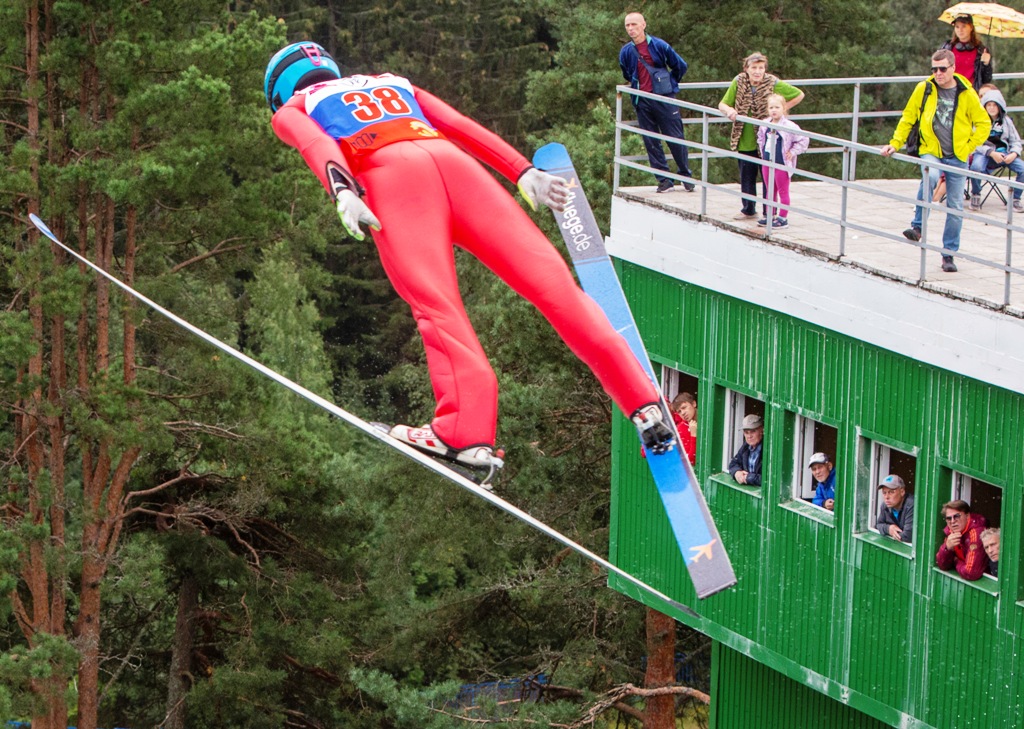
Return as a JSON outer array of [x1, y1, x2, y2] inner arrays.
[[518, 167, 570, 213], [336, 190, 381, 241]]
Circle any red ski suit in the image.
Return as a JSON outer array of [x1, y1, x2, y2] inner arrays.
[[272, 74, 658, 449]]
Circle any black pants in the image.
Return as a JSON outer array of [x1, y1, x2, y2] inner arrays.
[[738, 148, 766, 215], [636, 96, 692, 185]]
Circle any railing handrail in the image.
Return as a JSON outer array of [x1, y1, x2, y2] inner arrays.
[[613, 75, 1024, 308], [646, 71, 1024, 91], [620, 87, 1024, 192]]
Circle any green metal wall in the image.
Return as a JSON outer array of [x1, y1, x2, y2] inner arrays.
[[609, 261, 1024, 729], [711, 643, 890, 729]]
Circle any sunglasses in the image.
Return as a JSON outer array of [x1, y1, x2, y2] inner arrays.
[[932, 65, 953, 73], [944, 513, 964, 522]]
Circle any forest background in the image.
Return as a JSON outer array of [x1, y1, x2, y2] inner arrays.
[[1, 0, 1018, 728]]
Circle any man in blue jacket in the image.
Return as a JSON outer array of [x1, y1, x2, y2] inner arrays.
[[808, 452, 836, 511], [619, 13, 694, 193]]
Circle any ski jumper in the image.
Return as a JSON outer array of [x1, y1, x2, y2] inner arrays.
[[271, 74, 659, 449]]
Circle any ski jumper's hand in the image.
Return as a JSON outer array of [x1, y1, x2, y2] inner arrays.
[[518, 167, 570, 212], [336, 190, 381, 241]]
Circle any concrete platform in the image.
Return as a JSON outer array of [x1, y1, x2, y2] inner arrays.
[[618, 178, 1024, 317]]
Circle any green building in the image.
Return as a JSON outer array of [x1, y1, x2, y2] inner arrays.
[[606, 193, 1024, 728]]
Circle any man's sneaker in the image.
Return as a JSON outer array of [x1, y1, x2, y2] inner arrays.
[[756, 217, 769, 226], [630, 404, 676, 455], [388, 424, 504, 471], [970, 194, 982, 210], [656, 179, 674, 193], [941, 255, 958, 273], [682, 182, 696, 192], [902, 226, 921, 242], [1014, 198, 1024, 213], [772, 216, 789, 228]]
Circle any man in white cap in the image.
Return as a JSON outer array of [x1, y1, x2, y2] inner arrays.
[[728, 414, 764, 486], [875, 474, 914, 543], [808, 452, 835, 511]]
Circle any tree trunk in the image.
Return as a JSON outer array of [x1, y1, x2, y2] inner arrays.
[[19, 1, 64, 726], [165, 573, 199, 729], [643, 607, 676, 729]]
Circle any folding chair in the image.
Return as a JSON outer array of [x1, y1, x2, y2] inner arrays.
[[979, 164, 1013, 207]]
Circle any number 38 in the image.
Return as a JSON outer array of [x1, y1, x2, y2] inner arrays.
[[342, 87, 412, 122]]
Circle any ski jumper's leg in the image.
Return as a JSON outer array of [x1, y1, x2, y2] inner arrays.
[[425, 141, 660, 417], [359, 141, 498, 450]]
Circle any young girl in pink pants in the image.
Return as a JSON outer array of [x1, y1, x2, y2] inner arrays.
[[756, 94, 809, 229]]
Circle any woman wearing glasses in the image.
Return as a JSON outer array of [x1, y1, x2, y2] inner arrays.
[[935, 500, 989, 581]]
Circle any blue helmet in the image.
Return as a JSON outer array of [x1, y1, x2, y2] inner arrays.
[[264, 42, 341, 112]]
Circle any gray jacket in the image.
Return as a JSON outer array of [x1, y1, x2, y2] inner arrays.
[[875, 494, 914, 543], [976, 89, 1022, 157]]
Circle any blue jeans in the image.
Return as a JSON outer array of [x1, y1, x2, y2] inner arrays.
[[635, 96, 692, 185], [911, 154, 967, 253], [969, 153, 1024, 198]]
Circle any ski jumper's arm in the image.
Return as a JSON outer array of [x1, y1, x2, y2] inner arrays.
[[414, 87, 533, 184], [271, 94, 355, 199]]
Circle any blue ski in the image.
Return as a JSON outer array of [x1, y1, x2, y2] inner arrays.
[[533, 144, 736, 599]]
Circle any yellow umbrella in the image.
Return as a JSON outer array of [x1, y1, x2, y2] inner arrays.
[[939, 2, 1024, 38]]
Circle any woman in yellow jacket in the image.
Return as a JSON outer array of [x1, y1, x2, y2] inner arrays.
[[881, 49, 990, 272]]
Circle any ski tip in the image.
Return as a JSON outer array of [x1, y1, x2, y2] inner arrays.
[[666, 599, 700, 619], [28, 213, 59, 244], [532, 143, 571, 173]]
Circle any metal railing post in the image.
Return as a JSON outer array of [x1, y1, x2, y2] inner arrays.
[[765, 129, 775, 232], [850, 83, 862, 181], [839, 146, 850, 256], [919, 163, 929, 282], [614, 91, 623, 193], [701, 111, 710, 216], [1006, 193, 1014, 307]]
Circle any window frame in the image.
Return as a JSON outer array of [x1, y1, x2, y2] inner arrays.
[[853, 429, 919, 554], [789, 414, 840, 509], [940, 463, 1003, 584], [720, 387, 766, 474]]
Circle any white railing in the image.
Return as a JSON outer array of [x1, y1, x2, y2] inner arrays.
[[614, 74, 1024, 307]]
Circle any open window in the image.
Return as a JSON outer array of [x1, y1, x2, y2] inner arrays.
[[661, 367, 699, 405], [721, 389, 765, 473], [791, 417, 839, 509], [952, 473, 1001, 530], [857, 437, 917, 546], [661, 367, 700, 466], [951, 472, 1002, 582]]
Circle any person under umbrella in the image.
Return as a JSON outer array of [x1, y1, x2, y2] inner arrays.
[[941, 12, 993, 92]]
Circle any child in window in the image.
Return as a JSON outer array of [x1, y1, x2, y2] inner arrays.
[[755, 93, 809, 229], [670, 392, 698, 467]]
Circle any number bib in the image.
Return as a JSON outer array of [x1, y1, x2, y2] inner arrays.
[[303, 74, 442, 154]]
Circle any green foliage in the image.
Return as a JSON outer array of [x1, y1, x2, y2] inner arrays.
[[0, 633, 78, 720], [329, 0, 550, 142]]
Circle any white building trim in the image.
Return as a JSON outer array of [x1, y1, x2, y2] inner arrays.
[[609, 197, 1024, 397]]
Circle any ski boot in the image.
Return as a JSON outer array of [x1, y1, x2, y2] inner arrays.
[[630, 403, 676, 455], [387, 424, 505, 487]]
